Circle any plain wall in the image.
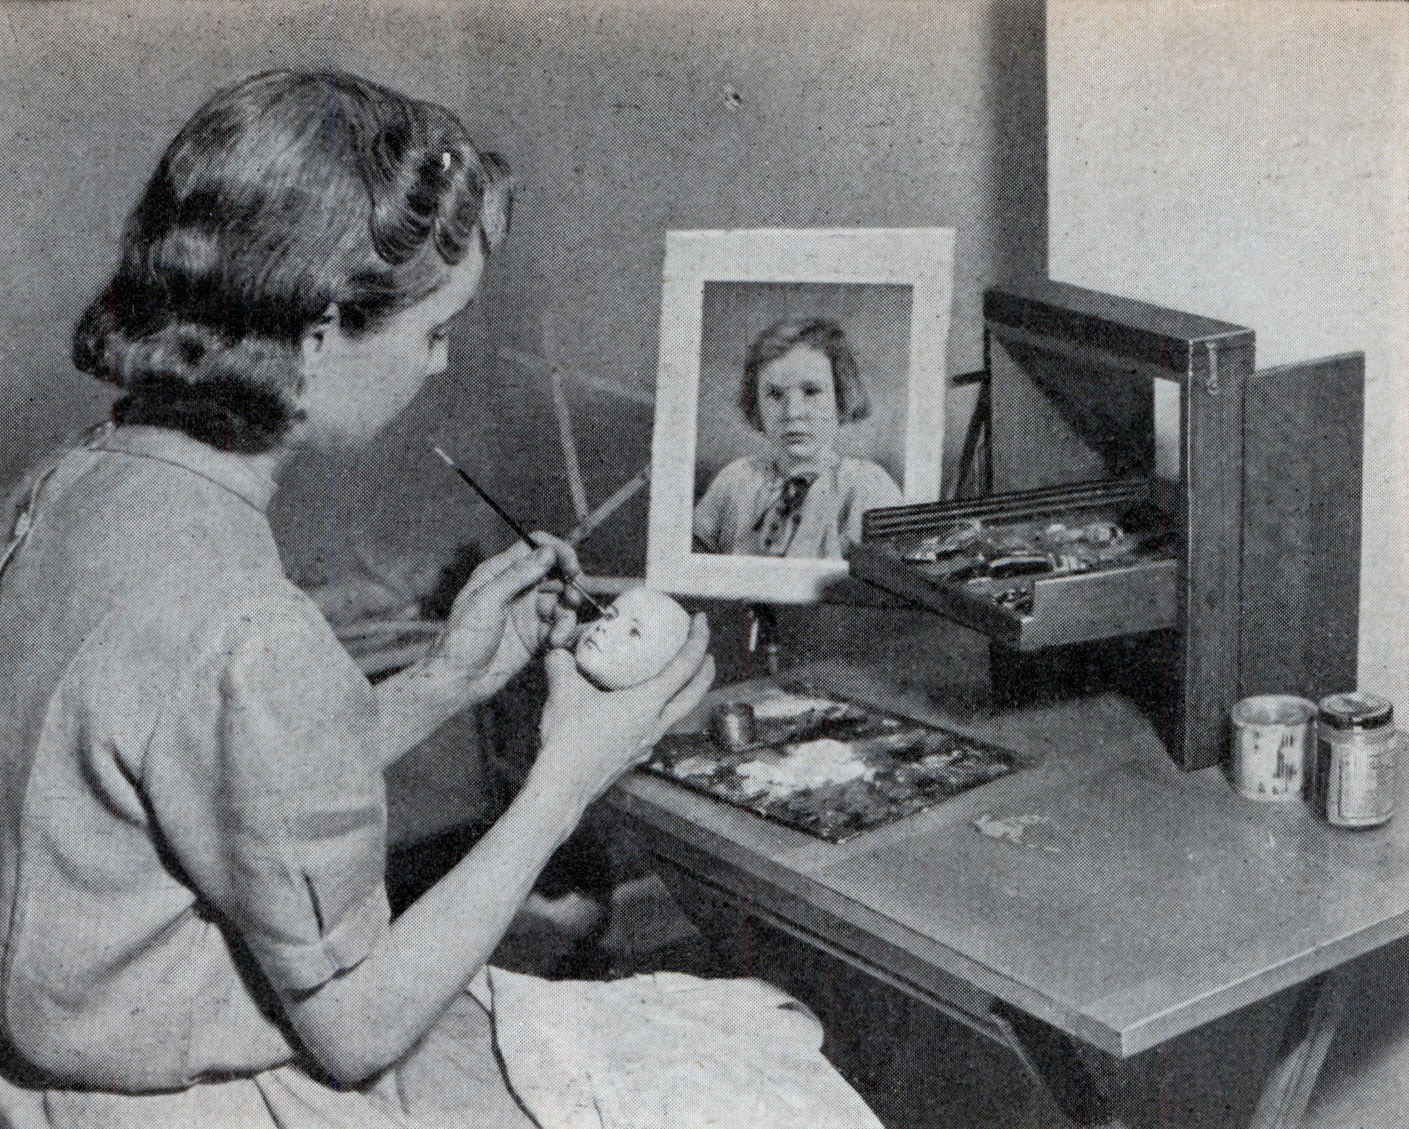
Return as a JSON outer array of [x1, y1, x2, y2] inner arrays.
[[1048, 0, 1408, 725], [0, 0, 1047, 601]]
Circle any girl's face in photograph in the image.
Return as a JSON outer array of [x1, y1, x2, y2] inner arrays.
[[756, 344, 839, 469], [297, 246, 486, 447]]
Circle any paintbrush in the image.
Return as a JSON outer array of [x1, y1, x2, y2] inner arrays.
[[431, 445, 607, 616]]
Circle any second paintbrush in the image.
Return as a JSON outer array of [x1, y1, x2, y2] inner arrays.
[[430, 445, 608, 616]]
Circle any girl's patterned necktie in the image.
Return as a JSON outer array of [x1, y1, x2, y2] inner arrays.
[[755, 474, 815, 555]]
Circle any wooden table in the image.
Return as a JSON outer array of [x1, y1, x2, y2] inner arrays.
[[608, 662, 1408, 1128]]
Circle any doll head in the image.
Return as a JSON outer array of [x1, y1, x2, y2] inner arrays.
[[575, 587, 690, 690], [73, 70, 511, 453]]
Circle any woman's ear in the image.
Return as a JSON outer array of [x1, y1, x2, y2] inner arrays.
[[299, 305, 343, 373]]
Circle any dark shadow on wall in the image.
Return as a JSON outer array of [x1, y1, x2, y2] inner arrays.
[[990, 0, 1049, 285]]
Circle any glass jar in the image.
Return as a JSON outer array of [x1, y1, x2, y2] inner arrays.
[[1311, 692, 1399, 827]]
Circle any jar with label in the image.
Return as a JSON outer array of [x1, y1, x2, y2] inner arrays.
[[1310, 692, 1400, 827]]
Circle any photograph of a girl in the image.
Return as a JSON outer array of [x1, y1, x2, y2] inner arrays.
[[648, 236, 948, 605], [0, 71, 882, 1129], [694, 316, 904, 560]]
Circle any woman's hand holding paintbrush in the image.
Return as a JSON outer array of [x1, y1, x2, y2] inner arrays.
[[423, 536, 584, 701], [432, 445, 606, 616], [427, 445, 602, 699]]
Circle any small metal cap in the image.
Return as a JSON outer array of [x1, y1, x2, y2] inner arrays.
[[1317, 692, 1394, 731]]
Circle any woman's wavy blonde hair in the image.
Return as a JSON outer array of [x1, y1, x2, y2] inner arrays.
[[74, 70, 511, 453]]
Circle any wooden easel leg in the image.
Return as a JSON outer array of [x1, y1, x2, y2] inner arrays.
[[990, 1004, 1130, 1128], [1247, 968, 1353, 1129], [952, 375, 992, 500]]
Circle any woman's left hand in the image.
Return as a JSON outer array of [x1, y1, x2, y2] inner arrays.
[[430, 534, 582, 697]]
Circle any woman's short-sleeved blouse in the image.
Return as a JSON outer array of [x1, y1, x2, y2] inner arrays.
[[0, 427, 390, 1092]]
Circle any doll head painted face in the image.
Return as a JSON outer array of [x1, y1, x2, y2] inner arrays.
[[575, 587, 690, 690]]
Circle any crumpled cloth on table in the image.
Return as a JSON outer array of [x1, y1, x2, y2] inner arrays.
[[470, 966, 884, 1129]]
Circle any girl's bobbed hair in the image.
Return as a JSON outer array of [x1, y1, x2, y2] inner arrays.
[[74, 70, 510, 453], [739, 318, 870, 430]]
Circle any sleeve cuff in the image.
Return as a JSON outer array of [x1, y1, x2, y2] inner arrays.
[[246, 884, 391, 996]]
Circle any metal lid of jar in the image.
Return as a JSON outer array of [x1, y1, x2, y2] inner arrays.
[[1318, 692, 1394, 731]]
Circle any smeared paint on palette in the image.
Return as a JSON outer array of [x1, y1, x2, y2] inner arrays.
[[647, 686, 1032, 842]]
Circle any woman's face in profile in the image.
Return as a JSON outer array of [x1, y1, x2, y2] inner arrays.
[[297, 248, 485, 448], [756, 344, 839, 468]]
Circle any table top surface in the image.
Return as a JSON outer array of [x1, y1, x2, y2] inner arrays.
[[610, 661, 1409, 1057]]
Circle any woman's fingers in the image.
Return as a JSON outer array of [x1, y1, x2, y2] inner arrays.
[[542, 645, 579, 687], [546, 600, 579, 649], [524, 532, 583, 591], [468, 544, 559, 612], [462, 539, 532, 590], [461, 532, 575, 595], [621, 650, 714, 768], [657, 653, 716, 734]]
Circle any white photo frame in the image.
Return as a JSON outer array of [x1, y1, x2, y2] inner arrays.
[[646, 227, 955, 603]]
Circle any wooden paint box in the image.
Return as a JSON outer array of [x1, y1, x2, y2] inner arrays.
[[851, 280, 1363, 770]]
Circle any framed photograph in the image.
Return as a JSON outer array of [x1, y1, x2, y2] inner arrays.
[[646, 227, 955, 603]]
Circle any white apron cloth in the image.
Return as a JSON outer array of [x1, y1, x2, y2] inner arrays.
[[476, 967, 885, 1129]]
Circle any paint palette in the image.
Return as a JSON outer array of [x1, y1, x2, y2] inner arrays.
[[645, 686, 1032, 842]]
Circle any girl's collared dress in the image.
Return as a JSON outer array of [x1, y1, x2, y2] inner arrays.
[[693, 453, 902, 560]]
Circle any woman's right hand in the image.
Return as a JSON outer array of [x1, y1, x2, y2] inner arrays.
[[537, 613, 715, 808], [429, 536, 581, 697]]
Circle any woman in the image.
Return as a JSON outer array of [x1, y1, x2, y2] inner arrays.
[[693, 317, 903, 560], [0, 72, 880, 1129]]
